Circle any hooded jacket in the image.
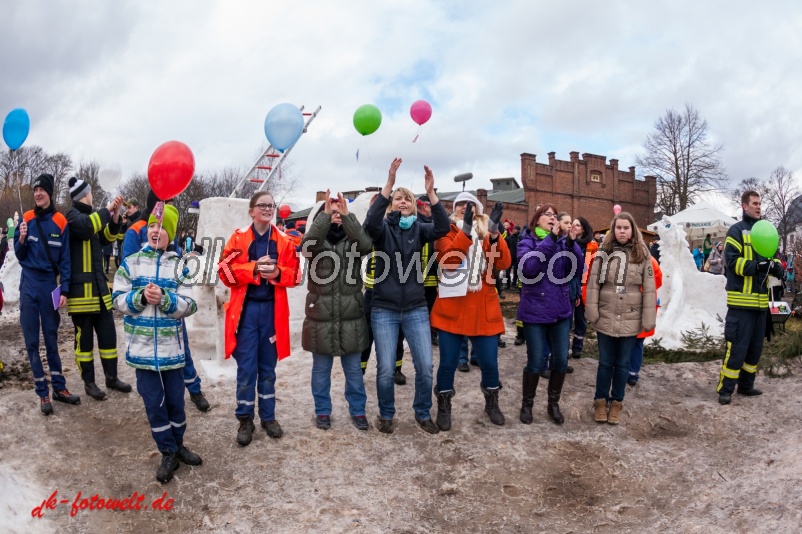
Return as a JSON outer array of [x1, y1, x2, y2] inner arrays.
[[585, 243, 657, 337], [430, 225, 511, 336], [363, 194, 449, 312], [301, 211, 373, 356]]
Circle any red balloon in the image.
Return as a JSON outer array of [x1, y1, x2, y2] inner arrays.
[[147, 141, 195, 200], [278, 204, 292, 219]]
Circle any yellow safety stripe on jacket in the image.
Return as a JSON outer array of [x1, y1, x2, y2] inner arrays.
[[82, 241, 91, 272], [421, 242, 438, 287], [67, 293, 111, 314], [99, 348, 118, 359], [364, 249, 376, 289], [89, 212, 102, 234], [743, 232, 753, 295], [103, 226, 116, 242], [725, 291, 768, 308], [725, 236, 742, 253]]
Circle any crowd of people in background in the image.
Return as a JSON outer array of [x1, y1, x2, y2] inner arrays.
[[1, 164, 791, 484]]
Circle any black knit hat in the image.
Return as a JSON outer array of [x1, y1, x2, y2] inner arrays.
[[32, 174, 55, 200], [68, 176, 91, 202]]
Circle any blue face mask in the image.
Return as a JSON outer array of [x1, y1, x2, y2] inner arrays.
[[399, 214, 416, 230]]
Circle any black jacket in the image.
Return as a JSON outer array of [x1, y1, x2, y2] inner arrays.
[[364, 194, 449, 312], [724, 212, 777, 310], [65, 202, 121, 314], [505, 232, 520, 260]]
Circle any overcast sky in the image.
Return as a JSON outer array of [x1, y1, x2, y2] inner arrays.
[[2, 0, 801, 211]]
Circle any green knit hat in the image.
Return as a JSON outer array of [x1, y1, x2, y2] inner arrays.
[[148, 204, 179, 242]]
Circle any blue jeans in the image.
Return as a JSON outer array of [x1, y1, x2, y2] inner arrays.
[[311, 352, 367, 417], [437, 331, 500, 391], [522, 319, 570, 374], [629, 338, 645, 383], [595, 333, 637, 402], [458, 336, 477, 365], [233, 300, 278, 422], [372, 306, 433, 420]]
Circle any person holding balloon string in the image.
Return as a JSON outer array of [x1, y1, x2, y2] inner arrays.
[[716, 190, 784, 405], [219, 190, 301, 447], [363, 158, 450, 434]]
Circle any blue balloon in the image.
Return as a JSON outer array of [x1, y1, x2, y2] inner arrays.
[[263, 103, 304, 152], [3, 108, 30, 150]]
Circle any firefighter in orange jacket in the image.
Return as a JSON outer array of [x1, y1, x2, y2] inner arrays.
[[219, 191, 300, 447]]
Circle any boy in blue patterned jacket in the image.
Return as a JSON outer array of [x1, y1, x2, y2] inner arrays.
[[112, 204, 201, 483]]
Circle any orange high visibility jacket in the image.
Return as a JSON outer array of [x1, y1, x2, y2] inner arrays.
[[219, 224, 300, 360]]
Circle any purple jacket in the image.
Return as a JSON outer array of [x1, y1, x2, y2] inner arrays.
[[517, 230, 583, 324]]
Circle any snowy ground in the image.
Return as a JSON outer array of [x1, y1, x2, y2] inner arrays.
[[2, 310, 802, 533]]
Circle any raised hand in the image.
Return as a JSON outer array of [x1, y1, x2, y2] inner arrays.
[[323, 189, 332, 215], [489, 203, 503, 225], [337, 192, 349, 216], [462, 202, 474, 235], [424, 165, 435, 194], [19, 221, 27, 242], [388, 158, 402, 186]]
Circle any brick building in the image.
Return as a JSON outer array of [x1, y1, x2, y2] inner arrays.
[[520, 152, 656, 231]]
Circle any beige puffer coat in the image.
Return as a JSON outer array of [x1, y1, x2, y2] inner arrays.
[[585, 244, 656, 337]]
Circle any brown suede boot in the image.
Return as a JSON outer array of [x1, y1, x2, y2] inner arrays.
[[607, 400, 623, 425], [594, 399, 608, 423]]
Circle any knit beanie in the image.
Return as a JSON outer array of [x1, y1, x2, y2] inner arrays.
[[148, 204, 179, 242], [32, 173, 55, 200], [68, 176, 91, 203], [453, 191, 484, 215]]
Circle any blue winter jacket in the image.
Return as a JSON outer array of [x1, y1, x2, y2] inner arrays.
[[14, 209, 72, 295], [517, 229, 583, 324]]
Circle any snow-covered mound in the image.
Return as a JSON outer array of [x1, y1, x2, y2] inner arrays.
[[651, 216, 728, 349]]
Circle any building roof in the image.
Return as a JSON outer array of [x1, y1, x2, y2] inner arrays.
[[284, 206, 313, 222], [488, 189, 526, 204]]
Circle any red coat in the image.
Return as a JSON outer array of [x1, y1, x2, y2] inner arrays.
[[430, 226, 511, 337], [637, 256, 663, 339], [219, 224, 300, 360]]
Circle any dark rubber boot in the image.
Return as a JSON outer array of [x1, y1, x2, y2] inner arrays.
[[80, 360, 107, 401], [514, 325, 525, 346], [482, 387, 505, 426], [101, 358, 132, 393], [519, 370, 539, 424], [434, 388, 454, 431], [547, 371, 567, 425]]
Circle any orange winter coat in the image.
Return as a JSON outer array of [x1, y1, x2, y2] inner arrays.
[[219, 224, 300, 360], [638, 256, 663, 339], [430, 225, 512, 337]]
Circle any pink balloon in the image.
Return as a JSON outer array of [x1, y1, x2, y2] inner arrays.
[[410, 100, 432, 126], [613, 204, 622, 215]]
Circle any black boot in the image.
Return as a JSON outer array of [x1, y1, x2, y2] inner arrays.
[[156, 452, 180, 483], [514, 325, 525, 346], [80, 360, 107, 401], [482, 387, 505, 426], [520, 370, 539, 424], [101, 358, 132, 393], [435, 388, 454, 431], [176, 445, 203, 466], [53, 388, 81, 405], [236, 416, 255, 447], [547, 371, 567, 425]]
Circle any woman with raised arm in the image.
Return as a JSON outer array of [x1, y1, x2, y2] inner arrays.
[[219, 191, 301, 447], [363, 158, 450, 435], [302, 191, 373, 431], [430, 195, 511, 430]]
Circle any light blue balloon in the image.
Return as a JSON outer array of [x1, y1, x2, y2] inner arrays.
[[3, 108, 30, 150], [263, 103, 304, 152]]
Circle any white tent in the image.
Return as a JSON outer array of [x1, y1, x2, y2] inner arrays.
[[647, 201, 738, 242]]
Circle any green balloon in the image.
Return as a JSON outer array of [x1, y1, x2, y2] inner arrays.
[[353, 104, 382, 136], [750, 219, 779, 258]]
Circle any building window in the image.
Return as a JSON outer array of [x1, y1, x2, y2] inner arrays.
[[590, 172, 601, 183]]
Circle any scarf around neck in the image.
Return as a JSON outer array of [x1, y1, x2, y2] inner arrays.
[[399, 214, 416, 230], [534, 226, 549, 239]]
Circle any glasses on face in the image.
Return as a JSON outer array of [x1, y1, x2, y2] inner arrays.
[[541, 212, 556, 218], [254, 203, 275, 211]]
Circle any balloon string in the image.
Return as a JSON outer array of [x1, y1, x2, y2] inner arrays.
[[410, 126, 423, 191], [14, 150, 24, 214], [363, 137, 377, 191]]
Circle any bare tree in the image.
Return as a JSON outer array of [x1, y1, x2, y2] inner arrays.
[[637, 103, 727, 215], [75, 160, 108, 210], [730, 177, 767, 209], [41, 152, 74, 207], [761, 166, 800, 253]]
